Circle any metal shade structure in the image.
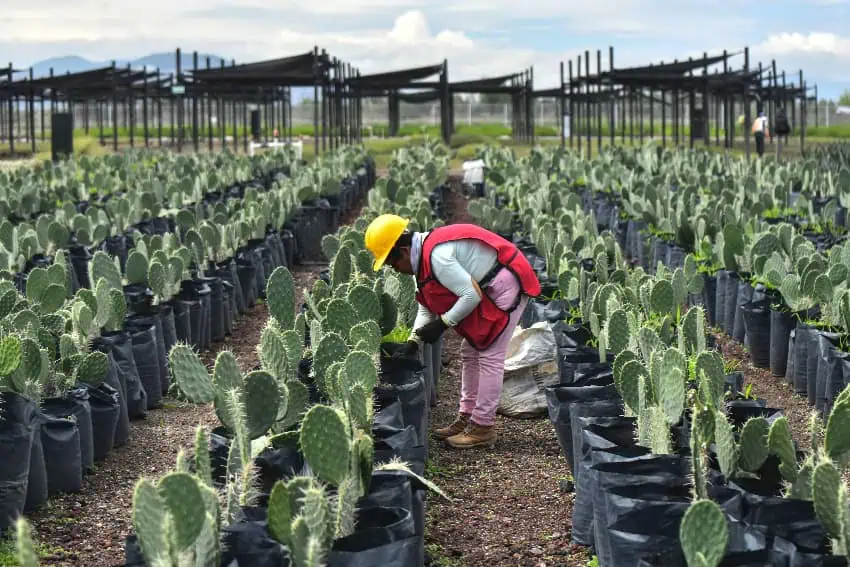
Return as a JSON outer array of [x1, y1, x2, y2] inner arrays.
[[543, 46, 814, 158]]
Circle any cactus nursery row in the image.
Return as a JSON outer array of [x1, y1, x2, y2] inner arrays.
[[464, 142, 850, 566], [0, 143, 428, 565]]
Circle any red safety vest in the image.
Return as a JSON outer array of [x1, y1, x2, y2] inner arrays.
[[415, 224, 541, 350]]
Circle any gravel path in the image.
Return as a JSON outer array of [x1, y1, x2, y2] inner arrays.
[[424, 180, 586, 567]]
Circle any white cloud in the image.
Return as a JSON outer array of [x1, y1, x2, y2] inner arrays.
[[759, 32, 850, 57], [754, 32, 850, 86], [0, 2, 848, 95]]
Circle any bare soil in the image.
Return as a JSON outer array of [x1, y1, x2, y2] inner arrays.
[[28, 266, 333, 566], [424, 179, 588, 567]]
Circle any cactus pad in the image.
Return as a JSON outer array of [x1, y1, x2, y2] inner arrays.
[[266, 267, 295, 329], [157, 472, 207, 551], [738, 417, 770, 473], [132, 479, 169, 565], [0, 335, 22, 377], [344, 350, 378, 391], [213, 350, 241, 393], [300, 404, 352, 486], [324, 299, 357, 340], [350, 320, 382, 354], [313, 332, 349, 392], [279, 379, 309, 430], [824, 395, 850, 461], [241, 370, 281, 439], [75, 351, 108, 386], [348, 285, 381, 324], [680, 500, 728, 567], [812, 459, 843, 539], [713, 411, 738, 479], [169, 344, 215, 403], [606, 309, 630, 355]]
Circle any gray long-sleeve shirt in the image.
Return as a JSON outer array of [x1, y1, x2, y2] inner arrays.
[[408, 231, 498, 342]]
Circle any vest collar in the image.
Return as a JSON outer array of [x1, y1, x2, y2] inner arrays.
[[410, 231, 427, 274]]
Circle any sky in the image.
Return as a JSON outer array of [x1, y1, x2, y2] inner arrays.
[[1, 0, 849, 99]]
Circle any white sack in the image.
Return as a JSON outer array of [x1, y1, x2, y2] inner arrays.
[[497, 322, 560, 418]]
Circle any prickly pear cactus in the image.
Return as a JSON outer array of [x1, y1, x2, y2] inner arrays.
[[132, 472, 209, 565], [812, 459, 850, 555], [267, 267, 295, 330], [738, 417, 770, 473], [323, 299, 357, 340], [0, 335, 22, 377], [824, 389, 850, 460], [169, 344, 216, 403], [300, 404, 352, 486], [313, 332, 349, 393], [695, 350, 724, 409], [347, 284, 381, 325], [74, 351, 108, 387], [768, 416, 798, 483], [680, 499, 728, 567]]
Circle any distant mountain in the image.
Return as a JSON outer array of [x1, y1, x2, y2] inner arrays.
[[19, 51, 312, 102], [24, 52, 230, 79]]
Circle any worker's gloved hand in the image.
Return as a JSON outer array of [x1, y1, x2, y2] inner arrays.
[[392, 340, 419, 359], [416, 318, 448, 344]]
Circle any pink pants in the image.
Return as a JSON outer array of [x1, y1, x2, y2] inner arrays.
[[459, 268, 528, 427]]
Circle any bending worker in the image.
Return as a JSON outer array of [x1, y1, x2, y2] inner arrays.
[[365, 214, 540, 449]]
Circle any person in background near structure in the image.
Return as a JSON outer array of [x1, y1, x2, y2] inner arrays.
[[775, 107, 791, 144], [752, 111, 770, 156], [364, 214, 541, 449]]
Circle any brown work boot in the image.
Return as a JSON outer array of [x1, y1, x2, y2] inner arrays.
[[434, 413, 470, 440], [446, 422, 496, 449]]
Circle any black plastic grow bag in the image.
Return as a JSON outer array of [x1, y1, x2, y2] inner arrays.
[[326, 507, 418, 567], [571, 416, 637, 545], [741, 300, 771, 368], [219, 508, 292, 567], [373, 425, 425, 476], [125, 322, 162, 409], [92, 331, 146, 420], [378, 344, 427, 446], [0, 393, 37, 533], [42, 388, 94, 474], [38, 410, 82, 496], [715, 270, 730, 329], [770, 307, 795, 378], [127, 311, 169, 395], [733, 280, 754, 343], [23, 411, 47, 513], [85, 382, 120, 461], [67, 244, 93, 289]]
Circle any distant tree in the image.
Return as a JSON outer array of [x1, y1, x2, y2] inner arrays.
[[838, 89, 850, 106]]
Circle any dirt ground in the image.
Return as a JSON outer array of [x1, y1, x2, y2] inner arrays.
[[423, 181, 587, 567]]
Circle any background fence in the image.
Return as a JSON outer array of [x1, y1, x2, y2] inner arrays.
[[290, 99, 850, 131], [2, 98, 848, 142]]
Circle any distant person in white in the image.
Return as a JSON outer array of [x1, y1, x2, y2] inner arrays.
[[751, 111, 769, 156]]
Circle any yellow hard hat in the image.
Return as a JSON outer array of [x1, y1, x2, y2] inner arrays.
[[365, 214, 410, 271]]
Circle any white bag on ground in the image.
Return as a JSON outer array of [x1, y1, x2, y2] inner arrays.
[[497, 322, 559, 418], [462, 159, 484, 184]]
